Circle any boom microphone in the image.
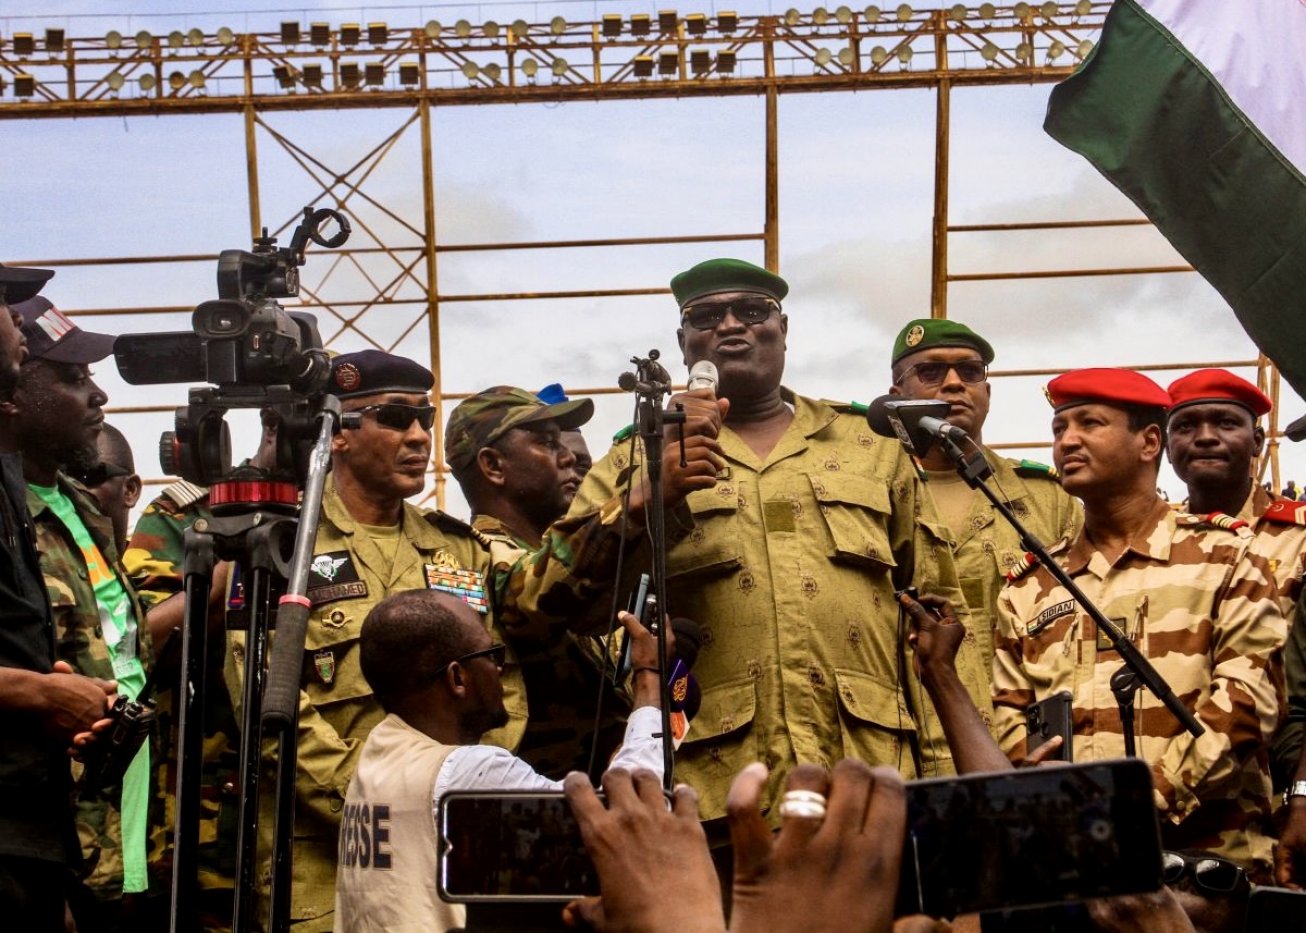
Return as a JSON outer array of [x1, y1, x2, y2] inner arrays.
[[686, 360, 719, 393], [865, 395, 966, 458]]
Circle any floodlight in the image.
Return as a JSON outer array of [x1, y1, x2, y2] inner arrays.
[[1076, 39, 1093, 57], [365, 62, 385, 85], [311, 23, 331, 45], [784, 9, 802, 26], [897, 45, 913, 63], [424, 21, 442, 39], [949, 4, 967, 21], [15, 74, 36, 96], [106, 71, 126, 90], [273, 64, 295, 88], [455, 20, 473, 38], [1075, 0, 1092, 15], [187, 29, 204, 46], [168, 31, 185, 50], [511, 20, 529, 38], [302, 63, 323, 87], [106, 31, 123, 50], [1013, 3, 1031, 19], [45, 29, 66, 53], [484, 62, 502, 80], [836, 7, 853, 25], [522, 58, 539, 78], [864, 6, 882, 24], [550, 17, 567, 36], [634, 55, 654, 77], [870, 45, 887, 64], [461, 61, 479, 79], [718, 50, 737, 72], [815, 47, 832, 66], [631, 14, 652, 35], [719, 11, 738, 32], [979, 3, 996, 18], [658, 10, 678, 32], [896, 4, 913, 22], [658, 50, 678, 74], [552, 58, 569, 77], [189, 70, 205, 88], [1048, 40, 1065, 60], [686, 13, 707, 35], [138, 73, 156, 91], [13, 33, 34, 57], [217, 27, 235, 45], [813, 8, 830, 26], [399, 62, 420, 85], [340, 62, 361, 87], [281, 22, 300, 44], [980, 41, 998, 61], [603, 15, 623, 37], [368, 23, 389, 44], [1041, 2, 1059, 19], [837, 47, 853, 65], [341, 23, 361, 46], [168, 70, 185, 90], [484, 21, 500, 39], [1015, 41, 1032, 61], [690, 48, 710, 74]]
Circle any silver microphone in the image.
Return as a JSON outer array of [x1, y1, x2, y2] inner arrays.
[[687, 360, 719, 393]]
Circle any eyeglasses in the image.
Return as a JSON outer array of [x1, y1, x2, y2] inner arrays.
[[1161, 851, 1249, 895], [896, 360, 988, 387], [680, 296, 780, 332], [74, 461, 133, 486], [435, 642, 508, 677], [351, 403, 436, 432]]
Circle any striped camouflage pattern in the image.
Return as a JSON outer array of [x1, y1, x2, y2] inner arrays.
[[122, 482, 241, 930], [569, 391, 987, 824], [994, 499, 1286, 876], [26, 474, 154, 900]]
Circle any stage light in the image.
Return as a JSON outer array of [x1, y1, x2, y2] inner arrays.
[[634, 55, 654, 77], [659, 10, 679, 32], [399, 62, 420, 85], [836, 7, 853, 24], [1013, 3, 1031, 20], [1041, 2, 1059, 19], [12, 33, 34, 57], [484, 62, 501, 80], [980, 41, 998, 61], [719, 11, 738, 32], [365, 62, 385, 85], [1077, 39, 1093, 57], [870, 45, 887, 64], [187, 29, 204, 46], [484, 21, 501, 38], [718, 49, 737, 71], [552, 58, 569, 77], [1075, 0, 1092, 14], [896, 4, 913, 22], [686, 13, 707, 35], [461, 61, 479, 79], [631, 14, 652, 35], [341, 24, 361, 46], [168, 31, 185, 50], [168, 70, 185, 90], [864, 6, 882, 24], [340, 62, 361, 88], [45, 29, 65, 53], [603, 15, 623, 37], [949, 4, 967, 21], [303, 63, 323, 87], [273, 65, 295, 88], [511, 20, 529, 37], [138, 73, 156, 91], [106, 31, 123, 50], [897, 44, 913, 63], [838, 47, 853, 65], [217, 27, 235, 45], [522, 58, 539, 78], [455, 20, 473, 38], [658, 50, 678, 74], [281, 22, 300, 45], [979, 3, 996, 18], [189, 70, 205, 88], [15, 74, 36, 96], [368, 23, 389, 44], [311, 23, 331, 45], [784, 9, 802, 26], [690, 48, 710, 74], [1048, 40, 1065, 60], [550, 17, 567, 36], [1015, 41, 1032, 61], [106, 71, 125, 90], [815, 47, 832, 66], [813, 8, 830, 25]]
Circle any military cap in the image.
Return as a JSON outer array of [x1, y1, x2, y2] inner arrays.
[[536, 382, 569, 405], [328, 349, 433, 400], [1045, 368, 1171, 413], [891, 318, 995, 366], [0, 262, 54, 305], [1167, 369, 1272, 419], [14, 296, 116, 364], [446, 386, 595, 475], [670, 258, 788, 308]]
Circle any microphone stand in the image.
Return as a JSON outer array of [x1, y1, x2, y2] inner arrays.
[[619, 350, 680, 790], [932, 432, 1204, 750]]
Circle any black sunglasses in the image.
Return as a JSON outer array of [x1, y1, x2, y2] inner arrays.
[[680, 296, 780, 332], [435, 642, 508, 678], [74, 461, 133, 486], [351, 403, 437, 432], [1161, 851, 1248, 895], [896, 360, 988, 387]]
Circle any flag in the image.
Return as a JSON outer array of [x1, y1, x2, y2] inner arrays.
[[1044, 0, 1306, 395]]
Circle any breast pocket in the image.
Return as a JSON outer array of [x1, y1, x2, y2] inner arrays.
[[667, 486, 744, 580], [809, 474, 897, 570]]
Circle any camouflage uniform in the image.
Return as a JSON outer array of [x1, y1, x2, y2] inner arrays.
[[993, 499, 1286, 876], [122, 479, 240, 930], [569, 391, 987, 824], [918, 451, 1082, 695], [26, 475, 154, 900]]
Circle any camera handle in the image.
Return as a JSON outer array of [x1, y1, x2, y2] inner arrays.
[[933, 433, 1204, 749]]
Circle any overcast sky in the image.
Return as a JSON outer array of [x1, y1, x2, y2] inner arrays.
[[5, 0, 1302, 520]]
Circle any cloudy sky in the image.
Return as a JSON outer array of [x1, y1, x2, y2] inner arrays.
[[6, 0, 1301, 519]]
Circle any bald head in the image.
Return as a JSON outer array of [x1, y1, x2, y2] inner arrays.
[[96, 422, 135, 472], [359, 590, 482, 712]]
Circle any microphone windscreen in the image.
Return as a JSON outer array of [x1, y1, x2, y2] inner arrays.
[[865, 395, 900, 438], [670, 616, 703, 670], [687, 360, 719, 393]]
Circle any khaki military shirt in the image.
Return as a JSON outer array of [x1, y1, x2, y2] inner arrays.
[[27, 475, 153, 899], [994, 499, 1285, 875], [570, 391, 985, 823]]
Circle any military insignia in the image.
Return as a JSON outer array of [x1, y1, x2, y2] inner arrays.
[[431, 548, 460, 571], [905, 324, 925, 348], [311, 554, 348, 581], [1263, 500, 1306, 525], [1042, 384, 1055, 407], [334, 362, 362, 393], [425, 563, 489, 614], [314, 649, 336, 685], [307, 551, 367, 606], [1015, 458, 1060, 480], [1005, 551, 1039, 582], [1202, 511, 1249, 531], [1027, 599, 1074, 636], [1096, 617, 1129, 653]]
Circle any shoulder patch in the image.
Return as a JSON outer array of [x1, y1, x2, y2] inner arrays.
[[307, 551, 367, 606], [425, 509, 475, 536], [1013, 459, 1059, 480], [1262, 499, 1306, 526], [1195, 511, 1250, 532], [162, 479, 210, 509], [1004, 551, 1039, 583], [612, 422, 636, 444]]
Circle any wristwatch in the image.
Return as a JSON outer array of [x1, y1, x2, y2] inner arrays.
[[1284, 780, 1306, 806]]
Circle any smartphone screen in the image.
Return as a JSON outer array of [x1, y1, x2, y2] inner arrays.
[[898, 758, 1163, 918], [438, 791, 599, 902]]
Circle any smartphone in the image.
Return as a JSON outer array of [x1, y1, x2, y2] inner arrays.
[[1025, 691, 1074, 763], [612, 573, 652, 683], [897, 758, 1163, 918], [438, 791, 601, 902], [1244, 886, 1306, 930]]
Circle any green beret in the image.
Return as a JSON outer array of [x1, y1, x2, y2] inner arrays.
[[670, 258, 788, 308], [891, 318, 995, 366]]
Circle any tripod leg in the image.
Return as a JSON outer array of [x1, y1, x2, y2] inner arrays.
[[232, 565, 273, 932]]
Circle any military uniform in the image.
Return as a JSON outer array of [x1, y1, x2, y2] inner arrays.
[[122, 479, 240, 930], [27, 475, 154, 900], [993, 500, 1285, 875], [570, 390, 987, 823]]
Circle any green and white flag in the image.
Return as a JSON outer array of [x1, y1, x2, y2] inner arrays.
[[1045, 0, 1306, 393]]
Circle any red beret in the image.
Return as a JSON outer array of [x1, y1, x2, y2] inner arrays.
[[1045, 368, 1171, 413], [1166, 369, 1271, 418]]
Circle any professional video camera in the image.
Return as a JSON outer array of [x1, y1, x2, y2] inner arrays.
[[114, 205, 349, 487]]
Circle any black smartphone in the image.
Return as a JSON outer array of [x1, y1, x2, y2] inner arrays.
[[897, 758, 1163, 918], [438, 790, 601, 902], [1244, 886, 1306, 930], [1025, 690, 1074, 763]]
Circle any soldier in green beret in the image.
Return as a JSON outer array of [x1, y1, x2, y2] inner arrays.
[[888, 317, 1081, 693]]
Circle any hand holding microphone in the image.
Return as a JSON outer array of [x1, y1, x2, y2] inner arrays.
[[668, 360, 729, 441]]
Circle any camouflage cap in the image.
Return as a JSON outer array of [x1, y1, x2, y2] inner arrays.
[[891, 318, 995, 366], [670, 258, 788, 308], [445, 386, 595, 475], [328, 349, 433, 400]]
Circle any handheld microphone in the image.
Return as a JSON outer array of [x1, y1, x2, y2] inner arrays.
[[686, 360, 719, 394], [667, 616, 702, 747], [865, 395, 966, 458]]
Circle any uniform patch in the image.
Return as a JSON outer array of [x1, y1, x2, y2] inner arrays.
[[425, 563, 489, 614], [334, 362, 362, 393], [905, 323, 925, 348], [307, 551, 367, 606], [314, 649, 336, 685], [1027, 599, 1075, 636]]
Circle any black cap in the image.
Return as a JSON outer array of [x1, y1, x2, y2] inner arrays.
[[14, 296, 117, 364], [328, 349, 434, 400], [0, 262, 55, 305]]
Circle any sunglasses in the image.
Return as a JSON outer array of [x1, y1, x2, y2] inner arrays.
[[351, 403, 437, 432], [680, 296, 780, 332], [896, 360, 988, 387], [435, 642, 508, 677], [74, 461, 133, 486], [1161, 851, 1248, 895]]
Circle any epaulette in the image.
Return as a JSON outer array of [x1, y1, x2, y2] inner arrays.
[[827, 399, 868, 416], [1004, 551, 1040, 583], [1185, 511, 1250, 532], [1013, 459, 1059, 480], [162, 479, 209, 510], [612, 423, 636, 444], [1262, 499, 1306, 526], [425, 509, 476, 537]]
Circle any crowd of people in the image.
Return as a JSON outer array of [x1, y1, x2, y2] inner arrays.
[[3, 253, 1306, 933]]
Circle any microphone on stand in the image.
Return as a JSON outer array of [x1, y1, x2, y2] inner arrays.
[[686, 360, 719, 393], [666, 617, 702, 749], [865, 395, 966, 458]]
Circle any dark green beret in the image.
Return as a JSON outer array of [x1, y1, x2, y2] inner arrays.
[[891, 318, 995, 366], [670, 258, 788, 308]]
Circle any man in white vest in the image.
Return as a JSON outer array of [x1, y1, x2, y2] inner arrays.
[[334, 589, 668, 933]]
